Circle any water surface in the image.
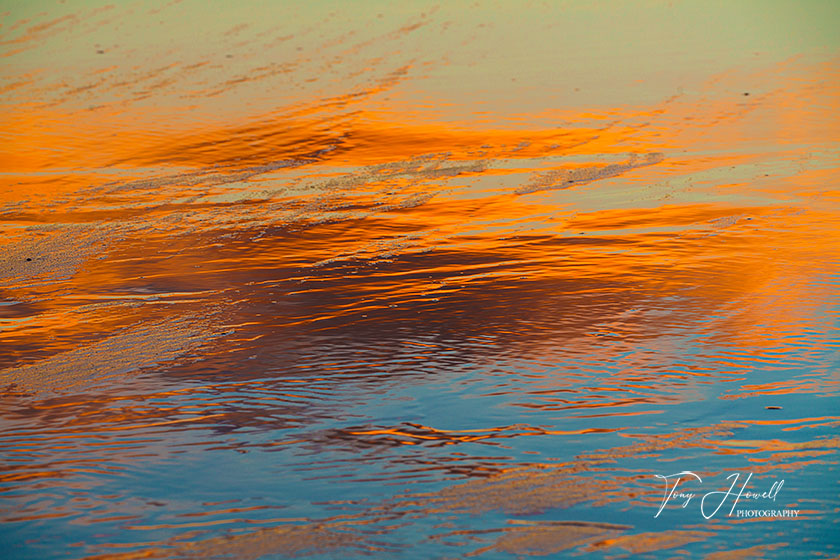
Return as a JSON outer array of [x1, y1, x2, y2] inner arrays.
[[1, 2, 839, 558]]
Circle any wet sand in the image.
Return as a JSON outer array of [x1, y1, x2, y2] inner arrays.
[[1, 2, 839, 559]]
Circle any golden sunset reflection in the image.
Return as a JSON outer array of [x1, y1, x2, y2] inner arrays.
[[1, 1, 839, 559]]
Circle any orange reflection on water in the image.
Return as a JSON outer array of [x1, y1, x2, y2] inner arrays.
[[1, 2, 839, 558]]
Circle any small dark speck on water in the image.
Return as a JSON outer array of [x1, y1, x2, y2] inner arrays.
[[766, 406, 782, 410]]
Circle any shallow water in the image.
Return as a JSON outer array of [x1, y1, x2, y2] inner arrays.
[[1, 2, 839, 559]]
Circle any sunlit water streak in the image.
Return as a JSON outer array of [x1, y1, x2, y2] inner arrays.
[[1, 2, 839, 559]]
